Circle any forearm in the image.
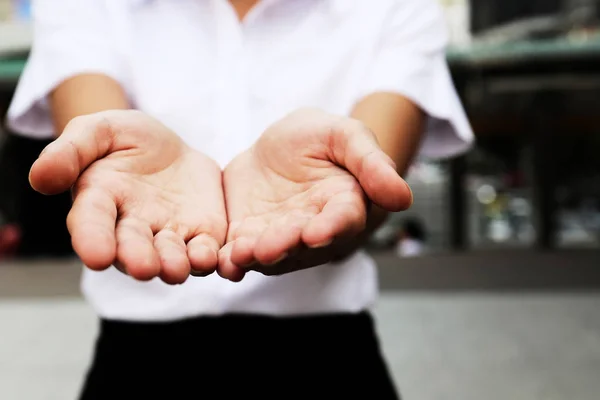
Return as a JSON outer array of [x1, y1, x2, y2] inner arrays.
[[50, 74, 130, 134]]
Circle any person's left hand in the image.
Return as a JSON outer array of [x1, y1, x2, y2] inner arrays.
[[218, 108, 412, 281]]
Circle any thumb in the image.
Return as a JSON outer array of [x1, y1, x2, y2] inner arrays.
[[329, 119, 413, 212], [29, 114, 116, 195]]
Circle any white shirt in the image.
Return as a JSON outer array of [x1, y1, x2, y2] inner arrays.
[[6, 0, 474, 321]]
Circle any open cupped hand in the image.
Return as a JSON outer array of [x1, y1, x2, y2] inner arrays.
[[29, 110, 227, 284], [217, 108, 413, 281]]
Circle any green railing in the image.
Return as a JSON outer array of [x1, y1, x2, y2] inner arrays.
[[0, 57, 26, 83], [447, 35, 600, 66]]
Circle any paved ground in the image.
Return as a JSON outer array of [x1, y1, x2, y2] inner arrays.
[[1, 251, 600, 399], [3, 249, 599, 298]]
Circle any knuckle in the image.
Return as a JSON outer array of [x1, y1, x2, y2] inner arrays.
[[117, 218, 145, 236], [63, 114, 89, 132], [208, 213, 228, 234], [345, 118, 372, 137], [161, 223, 188, 240], [156, 228, 180, 241], [193, 213, 228, 242]]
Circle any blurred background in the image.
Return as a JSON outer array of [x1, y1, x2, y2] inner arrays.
[[1, 1, 599, 399]]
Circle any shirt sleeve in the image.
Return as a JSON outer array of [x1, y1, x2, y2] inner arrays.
[[6, 0, 128, 139], [358, 0, 474, 160]]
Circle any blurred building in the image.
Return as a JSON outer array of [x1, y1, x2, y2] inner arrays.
[[371, 0, 600, 254]]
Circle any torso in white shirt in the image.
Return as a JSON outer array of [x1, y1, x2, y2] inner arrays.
[[7, 0, 473, 321]]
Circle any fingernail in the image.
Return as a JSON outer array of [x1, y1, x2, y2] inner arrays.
[[266, 253, 288, 266], [227, 271, 246, 283], [407, 184, 414, 207], [309, 239, 333, 249]]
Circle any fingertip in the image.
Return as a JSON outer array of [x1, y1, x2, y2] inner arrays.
[[384, 178, 412, 211], [160, 268, 190, 285], [130, 262, 162, 282], [187, 233, 220, 276], [363, 159, 412, 212], [226, 267, 246, 283], [253, 220, 304, 265], [302, 221, 335, 248], [405, 183, 414, 209], [159, 256, 191, 285], [217, 244, 246, 282], [217, 263, 246, 282], [79, 255, 115, 272], [28, 162, 37, 190], [29, 155, 79, 195], [188, 244, 218, 275], [122, 251, 162, 282], [72, 233, 117, 272], [28, 159, 48, 194], [302, 215, 358, 247], [391, 178, 413, 211], [229, 237, 256, 267]]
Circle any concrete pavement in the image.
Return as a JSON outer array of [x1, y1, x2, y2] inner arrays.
[[1, 252, 600, 399]]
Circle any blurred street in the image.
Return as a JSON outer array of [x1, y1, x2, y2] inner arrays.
[[1, 251, 599, 400]]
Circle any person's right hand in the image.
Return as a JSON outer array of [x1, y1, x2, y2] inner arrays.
[[29, 110, 227, 284]]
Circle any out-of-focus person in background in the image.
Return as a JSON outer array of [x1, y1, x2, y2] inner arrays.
[[0, 131, 72, 260], [0, 135, 22, 259], [396, 217, 428, 258], [5, 0, 473, 399], [0, 218, 20, 259]]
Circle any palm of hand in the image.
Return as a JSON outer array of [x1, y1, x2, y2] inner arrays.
[[30, 111, 227, 284], [219, 148, 367, 280], [218, 109, 412, 281], [77, 152, 226, 283]]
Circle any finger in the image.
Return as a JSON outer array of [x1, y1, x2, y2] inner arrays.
[[29, 115, 116, 195], [253, 214, 308, 266], [154, 230, 190, 285], [229, 236, 258, 268], [66, 188, 117, 271], [302, 192, 367, 248], [116, 217, 161, 281], [227, 217, 267, 266], [217, 242, 246, 282], [187, 233, 220, 277], [330, 120, 413, 211]]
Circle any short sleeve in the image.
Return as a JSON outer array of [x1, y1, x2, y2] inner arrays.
[[6, 0, 128, 139], [359, 0, 474, 160]]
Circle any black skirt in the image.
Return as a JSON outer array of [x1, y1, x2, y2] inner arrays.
[[79, 311, 400, 400]]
